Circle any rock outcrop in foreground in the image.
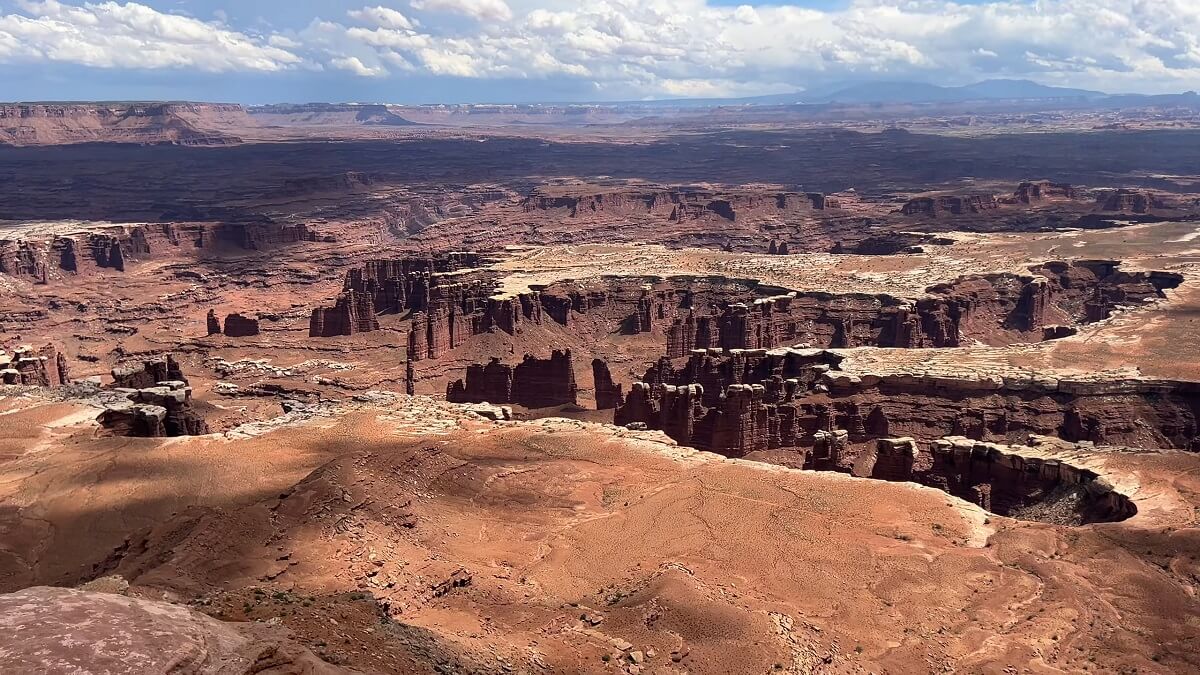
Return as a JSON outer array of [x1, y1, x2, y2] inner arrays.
[[0, 586, 346, 674]]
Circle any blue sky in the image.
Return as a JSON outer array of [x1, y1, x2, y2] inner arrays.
[[1, 1, 1197, 104]]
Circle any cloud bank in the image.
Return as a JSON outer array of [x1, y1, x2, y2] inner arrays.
[[1, 0, 1198, 98]]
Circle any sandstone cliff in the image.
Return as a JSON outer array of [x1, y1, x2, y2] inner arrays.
[[615, 347, 1200, 457], [309, 291, 379, 337], [0, 221, 323, 282]]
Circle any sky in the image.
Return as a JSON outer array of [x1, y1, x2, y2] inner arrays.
[[0, 0, 1198, 104]]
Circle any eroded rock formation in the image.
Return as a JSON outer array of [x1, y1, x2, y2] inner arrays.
[[99, 381, 209, 437], [323, 253, 547, 353], [521, 187, 833, 221], [902, 194, 1000, 217], [1098, 189, 1161, 213], [222, 313, 260, 337], [652, 261, 1181, 355], [0, 344, 69, 386], [111, 355, 187, 389], [592, 359, 624, 409], [0, 343, 69, 386], [309, 291, 379, 337], [1013, 181, 1076, 204], [447, 350, 577, 408], [0, 222, 323, 282]]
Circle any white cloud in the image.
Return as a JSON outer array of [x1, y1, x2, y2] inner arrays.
[[2, 1, 1200, 97], [348, 6, 417, 31], [331, 54, 387, 76], [0, 0, 302, 72], [410, 0, 513, 23]]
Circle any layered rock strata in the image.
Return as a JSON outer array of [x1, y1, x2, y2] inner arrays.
[[521, 187, 834, 221], [656, 261, 1180, 355], [1098, 189, 1161, 213], [902, 194, 1000, 217], [1013, 180, 1077, 203]]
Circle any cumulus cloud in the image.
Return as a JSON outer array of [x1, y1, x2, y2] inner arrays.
[[331, 54, 387, 77], [347, 6, 417, 31], [0, 0, 302, 72], [410, 0, 513, 23], [2, 1, 1200, 97]]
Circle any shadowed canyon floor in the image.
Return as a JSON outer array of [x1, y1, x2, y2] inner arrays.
[[1, 113, 1199, 674]]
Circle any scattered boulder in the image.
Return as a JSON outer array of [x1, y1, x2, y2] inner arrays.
[[463, 402, 513, 421]]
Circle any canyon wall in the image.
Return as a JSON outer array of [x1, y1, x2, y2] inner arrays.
[[322, 253, 545, 356], [0, 103, 246, 146], [651, 262, 1181, 355], [521, 187, 834, 222], [615, 347, 1200, 457], [862, 436, 1135, 524]]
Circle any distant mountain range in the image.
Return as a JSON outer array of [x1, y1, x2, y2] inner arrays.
[[615, 79, 1198, 108], [800, 79, 1105, 104]]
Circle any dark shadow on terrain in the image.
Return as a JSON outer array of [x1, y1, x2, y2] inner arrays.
[[4, 128, 1200, 221]]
